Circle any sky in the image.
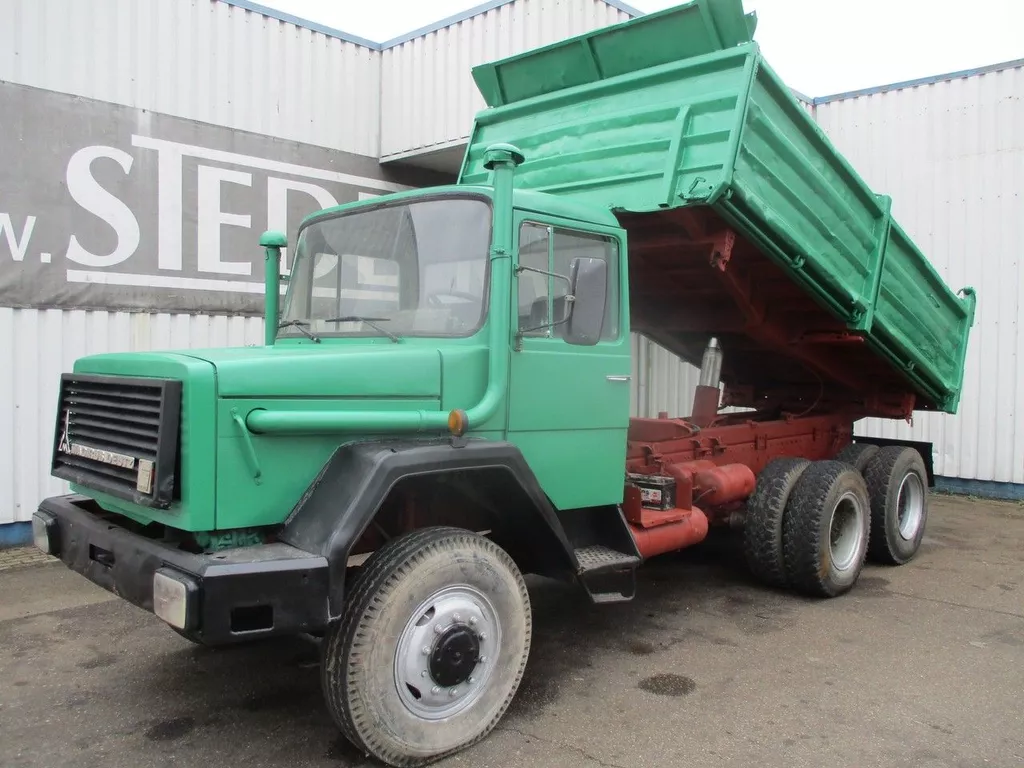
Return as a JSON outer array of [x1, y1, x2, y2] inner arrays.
[[259, 0, 1024, 97]]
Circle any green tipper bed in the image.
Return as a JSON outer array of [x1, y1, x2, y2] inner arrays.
[[459, 0, 975, 413]]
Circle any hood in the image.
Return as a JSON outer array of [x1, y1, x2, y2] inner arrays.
[[177, 343, 443, 399]]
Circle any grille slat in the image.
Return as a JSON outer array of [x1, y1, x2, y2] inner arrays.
[[70, 415, 161, 444], [67, 382, 162, 401], [69, 411, 162, 429], [52, 374, 182, 509], [66, 395, 162, 417], [69, 431, 159, 458], [58, 454, 138, 483]]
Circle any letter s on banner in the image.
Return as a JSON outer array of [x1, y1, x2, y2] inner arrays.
[[65, 146, 141, 268]]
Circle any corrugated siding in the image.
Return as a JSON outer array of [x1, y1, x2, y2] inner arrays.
[[0, 309, 264, 524], [0, 0, 380, 156], [380, 0, 630, 159], [813, 65, 1024, 484], [631, 336, 703, 419]]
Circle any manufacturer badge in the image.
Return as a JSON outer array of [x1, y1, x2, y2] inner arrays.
[[136, 459, 154, 494]]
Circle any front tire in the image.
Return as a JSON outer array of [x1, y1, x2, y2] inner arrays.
[[782, 461, 871, 598], [322, 527, 532, 767], [864, 446, 929, 565]]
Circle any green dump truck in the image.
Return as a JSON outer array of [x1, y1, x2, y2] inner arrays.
[[34, 1, 975, 764]]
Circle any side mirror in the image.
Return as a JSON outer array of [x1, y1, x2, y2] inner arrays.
[[564, 257, 607, 346]]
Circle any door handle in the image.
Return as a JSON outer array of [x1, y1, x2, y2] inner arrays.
[[606, 375, 632, 382]]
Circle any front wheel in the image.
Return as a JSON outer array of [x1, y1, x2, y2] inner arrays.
[[322, 527, 532, 767]]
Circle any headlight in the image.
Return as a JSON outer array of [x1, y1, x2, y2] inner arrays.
[[32, 512, 58, 555], [153, 568, 199, 630]]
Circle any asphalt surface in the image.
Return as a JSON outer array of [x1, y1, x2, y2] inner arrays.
[[2, 495, 1022, 768]]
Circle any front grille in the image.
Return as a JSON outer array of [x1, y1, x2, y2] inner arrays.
[[51, 374, 182, 509]]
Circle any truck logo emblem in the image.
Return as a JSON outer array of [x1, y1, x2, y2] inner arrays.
[[58, 409, 138, 471]]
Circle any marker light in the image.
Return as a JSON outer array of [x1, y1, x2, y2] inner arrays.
[[448, 409, 469, 437]]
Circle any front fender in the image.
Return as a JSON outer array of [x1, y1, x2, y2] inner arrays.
[[278, 438, 578, 618]]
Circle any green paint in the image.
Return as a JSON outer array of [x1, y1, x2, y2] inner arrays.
[[461, 3, 975, 412], [53, 0, 975, 537], [195, 529, 265, 552]]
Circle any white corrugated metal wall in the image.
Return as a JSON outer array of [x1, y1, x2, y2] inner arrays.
[[0, 0, 381, 527], [1, 1, 1021, 529], [0, 0, 381, 157], [0, 310, 264, 526], [812, 65, 1024, 486], [630, 65, 1024, 487], [380, 0, 630, 160]]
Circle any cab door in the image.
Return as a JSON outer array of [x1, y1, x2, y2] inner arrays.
[[505, 213, 632, 511]]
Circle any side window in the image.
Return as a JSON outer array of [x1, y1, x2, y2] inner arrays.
[[517, 223, 620, 340], [517, 224, 552, 336]]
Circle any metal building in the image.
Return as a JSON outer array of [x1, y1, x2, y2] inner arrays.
[[1, 0, 1020, 541]]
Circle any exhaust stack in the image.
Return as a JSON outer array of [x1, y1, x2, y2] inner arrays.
[[690, 337, 722, 427]]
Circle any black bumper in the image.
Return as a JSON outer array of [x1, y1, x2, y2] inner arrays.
[[35, 495, 330, 645]]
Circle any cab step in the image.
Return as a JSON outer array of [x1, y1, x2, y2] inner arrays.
[[574, 545, 640, 604]]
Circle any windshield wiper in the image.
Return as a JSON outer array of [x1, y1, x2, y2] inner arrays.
[[323, 316, 400, 343], [277, 319, 321, 343]]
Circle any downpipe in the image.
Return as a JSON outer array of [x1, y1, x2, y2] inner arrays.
[[246, 143, 525, 437]]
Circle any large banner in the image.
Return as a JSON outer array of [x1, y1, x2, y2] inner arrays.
[[0, 81, 439, 314]]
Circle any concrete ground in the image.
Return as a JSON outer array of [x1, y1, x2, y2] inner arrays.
[[2, 495, 1022, 768]]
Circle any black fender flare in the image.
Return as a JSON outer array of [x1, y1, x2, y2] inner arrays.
[[278, 437, 578, 618]]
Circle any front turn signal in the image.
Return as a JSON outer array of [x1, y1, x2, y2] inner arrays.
[[447, 409, 469, 437]]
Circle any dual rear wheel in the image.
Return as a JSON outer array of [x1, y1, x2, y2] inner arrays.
[[743, 445, 928, 597]]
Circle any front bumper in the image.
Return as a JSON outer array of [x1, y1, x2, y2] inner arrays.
[[34, 494, 330, 645]]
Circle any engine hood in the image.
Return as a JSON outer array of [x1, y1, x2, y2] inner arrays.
[[177, 343, 442, 399]]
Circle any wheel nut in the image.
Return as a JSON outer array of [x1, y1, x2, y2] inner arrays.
[[449, 688, 458, 697], [469, 676, 476, 684], [453, 613, 462, 622], [469, 616, 478, 626], [421, 671, 428, 678], [431, 686, 441, 695], [422, 646, 430, 655], [478, 632, 487, 641], [480, 656, 488, 663], [434, 624, 443, 634]]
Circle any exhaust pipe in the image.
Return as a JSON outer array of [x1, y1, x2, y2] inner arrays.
[[690, 337, 723, 427]]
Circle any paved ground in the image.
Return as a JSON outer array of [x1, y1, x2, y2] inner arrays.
[[2, 495, 1022, 768]]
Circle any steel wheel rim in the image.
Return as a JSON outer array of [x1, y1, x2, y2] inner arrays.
[[897, 471, 925, 540], [394, 584, 500, 721], [829, 491, 865, 571]]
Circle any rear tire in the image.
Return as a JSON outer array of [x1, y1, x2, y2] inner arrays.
[[321, 527, 531, 767], [835, 442, 880, 473], [782, 461, 871, 598], [743, 457, 810, 588], [864, 446, 929, 565]]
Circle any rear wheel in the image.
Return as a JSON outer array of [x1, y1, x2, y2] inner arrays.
[[743, 457, 810, 588], [835, 442, 880, 473], [322, 527, 531, 767], [864, 446, 929, 565], [782, 461, 871, 597]]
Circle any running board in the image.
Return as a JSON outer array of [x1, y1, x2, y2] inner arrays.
[[574, 545, 640, 604]]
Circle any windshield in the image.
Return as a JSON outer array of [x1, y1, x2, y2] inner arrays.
[[279, 196, 491, 339]]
